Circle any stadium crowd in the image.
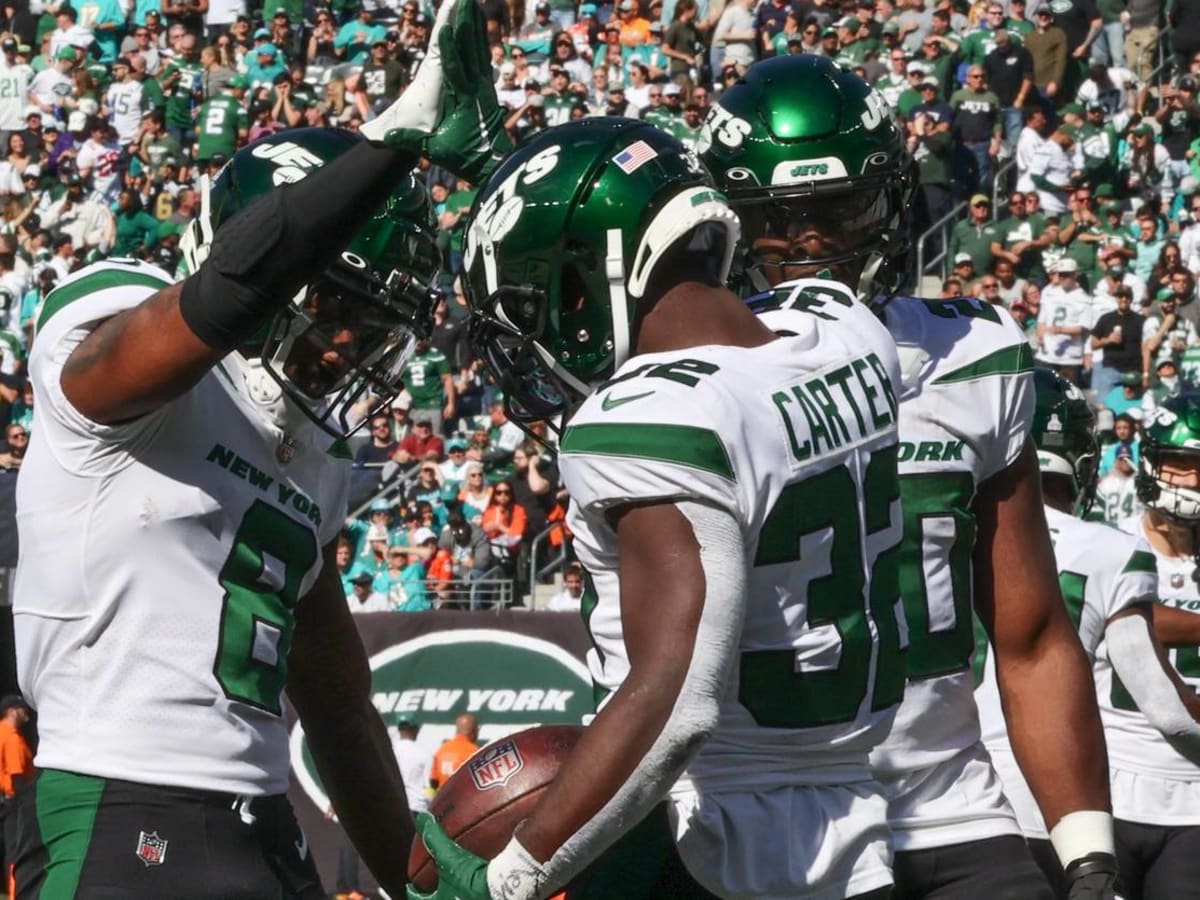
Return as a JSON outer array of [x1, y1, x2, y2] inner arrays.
[[0, 0, 1189, 605]]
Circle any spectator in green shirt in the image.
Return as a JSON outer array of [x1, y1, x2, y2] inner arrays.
[[157, 32, 203, 147], [402, 342, 456, 436], [949, 193, 1000, 274], [111, 189, 159, 258]]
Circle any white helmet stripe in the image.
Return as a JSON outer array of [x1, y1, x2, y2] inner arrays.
[[605, 227, 630, 375]]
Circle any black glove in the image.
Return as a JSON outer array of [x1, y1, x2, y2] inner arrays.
[[1065, 852, 1118, 900]]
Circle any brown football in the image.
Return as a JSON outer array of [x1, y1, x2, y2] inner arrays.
[[407, 724, 584, 892]]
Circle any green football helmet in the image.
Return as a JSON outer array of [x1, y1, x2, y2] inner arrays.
[[699, 55, 915, 302], [1032, 367, 1098, 516], [465, 118, 740, 429], [180, 128, 439, 439], [1137, 392, 1200, 523]]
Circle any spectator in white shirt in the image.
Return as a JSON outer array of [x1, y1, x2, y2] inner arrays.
[[713, 0, 756, 74], [391, 719, 430, 813], [1036, 256, 1093, 382], [545, 563, 585, 612], [1028, 120, 1075, 215], [1015, 104, 1047, 193]]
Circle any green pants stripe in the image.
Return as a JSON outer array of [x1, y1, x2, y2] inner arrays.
[[33, 769, 105, 900]]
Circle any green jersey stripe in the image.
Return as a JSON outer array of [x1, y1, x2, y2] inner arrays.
[[932, 342, 1033, 385], [561, 422, 735, 481], [35, 769, 105, 899], [38, 269, 171, 331], [1122, 548, 1157, 576]]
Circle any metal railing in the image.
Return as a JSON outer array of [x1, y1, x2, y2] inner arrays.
[[914, 198, 967, 282], [527, 523, 567, 594], [425, 569, 515, 611]]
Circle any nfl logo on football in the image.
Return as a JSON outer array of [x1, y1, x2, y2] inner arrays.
[[469, 740, 524, 791], [135, 830, 168, 867]]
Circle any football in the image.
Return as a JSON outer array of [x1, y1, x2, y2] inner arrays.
[[407, 724, 584, 892]]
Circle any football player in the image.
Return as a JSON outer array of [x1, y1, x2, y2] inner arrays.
[[413, 117, 908, 900], [9, 0, 509, 895], [701, 55, 1115, 900], [975, 370, 1200, 896], [1105, 392, 1200, 898]]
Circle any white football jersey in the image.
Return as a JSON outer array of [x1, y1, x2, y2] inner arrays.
[[975, 505, 1157, 836], [14, 260, 350, 796], [1035, 285, 1092, 367], [870, 294, 1035, 773], [561, 284, 907, 789], [1102, 514, 1200, 822]]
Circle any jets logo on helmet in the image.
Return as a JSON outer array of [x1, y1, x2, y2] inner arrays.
[[465, 118, 739, 433], [1137, 392, 1200, 523], [181, 128, 439, 440], [700, 55, 916, 302], [1031, 367, 1098, 516]]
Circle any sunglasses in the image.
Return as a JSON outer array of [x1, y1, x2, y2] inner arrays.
[[981, 281, 999, 288], [804, 27, 817, 33], [494, 489, 512, 496]]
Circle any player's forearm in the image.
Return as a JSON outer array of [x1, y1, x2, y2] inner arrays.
[[305, 698, 414, 895], [1152, 604, 1200, 646], [997, 615, 1111, 828]]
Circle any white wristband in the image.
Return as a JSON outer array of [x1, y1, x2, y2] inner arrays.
[[1049, 810, 1116, 869], [486, 835, 553, 900]]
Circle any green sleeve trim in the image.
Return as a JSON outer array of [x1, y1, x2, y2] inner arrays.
[[933, 342, 1033, 384], [37, 268, 171, 331], [1121, 548, 1158, 576], [36, 768, 106, 899], [561, 422, 735, 482]]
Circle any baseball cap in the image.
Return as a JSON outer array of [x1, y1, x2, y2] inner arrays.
[[414, 418, 432, 428], [257, 42, 278, 56], [820, 26, 838, 38], [54, 46, 75, 61], [1102, 200, 1122, 214], [448, 438, 468, 451], [970, 193, 990, 205], [618, 0, 636, 10], [367, 523, 389, 541], [395, 715, 418, 728], [953, 252, 973, 265], [1114, 443, 1135, 457], [906, 61, 928, 75], [1132, 121, 1155, 137], [392, 393, 412, 411], [1034, 5, 1052, 15], [1061, 102, 1084, 117], [1, 38, 16, 52], [23, 164, 40, 179], [370, 498, 393, 512], [254, 27, 270, 38], [1158, 358, 1178, 370], [580, 2, 598, 13], [24, 106, 40, 119], [113, 55, 133, 69], [350, 571, 373, 586], [1107, 263, 1126, 277], [413, 527, 438, 544], [649, 20, 663, 32], [919, 74, 939, 88], [836, 15, 857, 28], [1054, 257, 1079, 274], [414, 11, 431, 25], [67, 110, 87, 132], [1181, 75, 1198, 92], [1059, 122, 1079, 140], [499, 60, 516, 75], [609, 83, 625, 93], [1086, 100, 1105, 112], [227, 74, 248, 89], [157, 219, 183, 240], [536, 0, 550, 10], [663, 82, 682, 96]]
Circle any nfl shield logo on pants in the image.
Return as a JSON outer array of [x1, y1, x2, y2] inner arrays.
[[135, 830, 168, 867]]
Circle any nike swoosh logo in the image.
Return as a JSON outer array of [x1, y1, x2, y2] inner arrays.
[[601, 390, 655, 411]]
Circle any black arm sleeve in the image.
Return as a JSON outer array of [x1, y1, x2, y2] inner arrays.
[[179, 138, 418, 351]]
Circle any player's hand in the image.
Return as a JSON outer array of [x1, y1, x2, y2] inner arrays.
[[362, 0, 512, 185], [406, 812, 492, 900], [1064, 852, 1118, 900]]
